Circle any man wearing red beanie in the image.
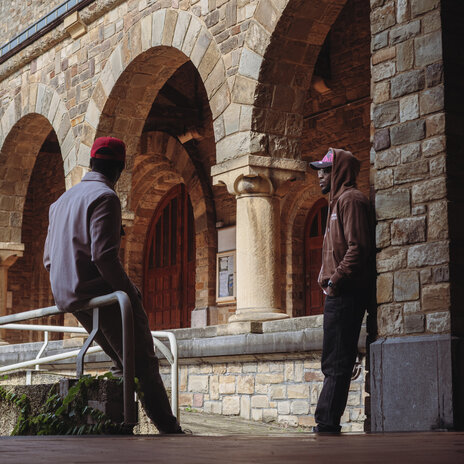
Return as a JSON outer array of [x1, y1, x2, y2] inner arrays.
[[44, 136, 184, 434]]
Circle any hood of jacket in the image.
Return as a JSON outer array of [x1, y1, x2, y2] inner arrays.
[[329, 148, 360, 204]]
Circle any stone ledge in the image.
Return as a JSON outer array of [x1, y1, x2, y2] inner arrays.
[[0, 322, 367, 368]]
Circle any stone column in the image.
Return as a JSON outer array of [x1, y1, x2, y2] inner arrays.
[[231, 175, 284, 322], [212, 155, 307, 323], [0, 243, 24, 344]]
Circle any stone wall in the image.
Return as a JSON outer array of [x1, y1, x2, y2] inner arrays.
[[0, 0, 63, 44], [370, 0, 449, 337], [163, 355, 366, 432]]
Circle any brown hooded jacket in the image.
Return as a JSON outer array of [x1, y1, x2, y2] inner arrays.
[[318, 148, 374, 292]]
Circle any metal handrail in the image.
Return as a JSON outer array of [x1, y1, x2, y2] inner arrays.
[[0, 291, 136, 425], [0, 324, 179, 418]]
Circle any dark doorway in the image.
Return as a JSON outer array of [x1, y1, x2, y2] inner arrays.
[[143, 184, 195, 329], [304, 198, 328, 316]]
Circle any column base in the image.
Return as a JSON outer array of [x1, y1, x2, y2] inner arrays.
[[229, 308, 289, 323], [370, 334, 464, 432]]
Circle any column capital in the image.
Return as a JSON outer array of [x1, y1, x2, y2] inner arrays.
[[212, 155, 307, 197], [0, 242, 24, 267]]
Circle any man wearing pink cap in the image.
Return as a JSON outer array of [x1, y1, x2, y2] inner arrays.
[[44, 137, 184, 434], [309, 148, 374, 433]]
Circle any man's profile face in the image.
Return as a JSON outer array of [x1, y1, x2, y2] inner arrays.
[[317, 167, 332, 195]]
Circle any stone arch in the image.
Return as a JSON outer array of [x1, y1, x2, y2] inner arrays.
[[280, 177, 325, 318], [223, 0, 348, 159], [126, 131, 216, 315], [0, 83, 74, 240], [0, 83, 76, 178], [82, 8, 230, 164]]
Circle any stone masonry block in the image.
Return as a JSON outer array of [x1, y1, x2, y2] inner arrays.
[[401, 143, 421, 163], [373, 101, 399, 128], [188, 375, 209, 393], [378, 303, 403, 336], [422, 284, 450, 311], [172, 11, 191, 49], [407, 241, 449, 268], [391, 216, 426, 245], [394, 269, 420, 301], [400, 94, 419, 122], [420, 86, 444, 116], [428, 200, 448, 240], [238, 48, 262, 80], [411, 0, 440, 18], [397, 41, 414, 72], [287, 385, 309, 399], [391, 70, 425, 98], [412, 177, 446, 203], [426, 62, 444, 87], [390, 21, 420, 45], [394, 160, 429, 184], [372, 61, 396, 82], [377, 247, 408, 273], [376, 189, 410, 220], [251, 395, 269, 409], [415, 31, 442, 67], [376, 222, 391, 248], [375, 169, 394, 190], [391, 120, 425, 145], [291, 400, 309, 415], [223, 396, 240, 415], [219, 375, 236, 394], [422, 136, 445, 158], [377, 272, 393, 304], [371, 3, 396, 34], [404, 313, 425, 333], [375, 148, 400, 169], [373, 129, 391, 151], [426, 311, 450, 333], [372, 31, 388, 51]]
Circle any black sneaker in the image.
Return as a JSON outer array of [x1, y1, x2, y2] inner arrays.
[[312, 424, 341, 434]]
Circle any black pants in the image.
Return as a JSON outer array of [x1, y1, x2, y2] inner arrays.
[[74, 297, 181, 434], [315, 291, 366, 429]]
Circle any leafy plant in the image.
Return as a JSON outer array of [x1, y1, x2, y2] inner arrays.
[[0, 373, 129, 436]]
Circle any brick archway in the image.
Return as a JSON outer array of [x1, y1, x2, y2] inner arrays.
[[81, 8, 230, 165], [216, 0, 348, 160], [126, 132, 216, 321]]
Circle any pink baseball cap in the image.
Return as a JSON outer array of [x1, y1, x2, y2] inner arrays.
[[309, 148, 334, 170]]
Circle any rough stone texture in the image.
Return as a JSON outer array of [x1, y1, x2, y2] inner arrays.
[[394, 270, 420, 302], [390, 120, 426, 145], [375, 189, 410, 220], [407, 241, 449, 268], [391, 70, 425, 99], [391, 216, 426, 245]]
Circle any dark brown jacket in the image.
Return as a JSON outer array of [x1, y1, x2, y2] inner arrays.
[[318, 149, 374, 292]]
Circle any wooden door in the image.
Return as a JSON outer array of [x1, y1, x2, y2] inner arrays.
[[304, 198, 328, 316], [143, 184, 195, 329]]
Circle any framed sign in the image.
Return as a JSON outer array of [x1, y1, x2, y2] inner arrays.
[[216, 251, 236, 303]]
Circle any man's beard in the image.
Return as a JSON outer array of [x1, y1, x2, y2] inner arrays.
[[321, 184, 331, 195]]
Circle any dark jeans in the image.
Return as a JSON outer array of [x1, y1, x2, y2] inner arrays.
[[315, 291, 366, 429], [74, 297, 181, 433]]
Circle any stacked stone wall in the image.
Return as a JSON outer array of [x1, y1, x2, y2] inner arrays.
[[0, 0, 63, 44], [161, 355, 366, 432], [371, 0, 448, 337]]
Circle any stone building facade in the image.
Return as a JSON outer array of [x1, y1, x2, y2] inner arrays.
[[0, 0, 462, 432]]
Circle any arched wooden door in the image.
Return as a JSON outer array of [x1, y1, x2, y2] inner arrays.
[[143, 184, 195, 329], [304, 198, 329, 316]]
